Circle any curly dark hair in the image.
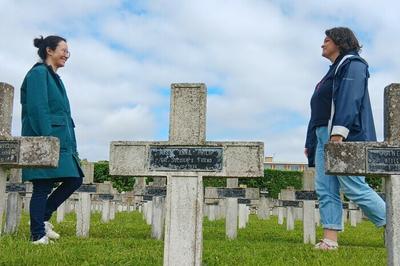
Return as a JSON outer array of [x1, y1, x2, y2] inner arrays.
[[325, 27, 362, 54]]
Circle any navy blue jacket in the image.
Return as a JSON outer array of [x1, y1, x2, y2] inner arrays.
[[305, 53, 376, 166]]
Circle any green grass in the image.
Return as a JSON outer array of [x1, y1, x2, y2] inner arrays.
[[0, 212, 386, 266]]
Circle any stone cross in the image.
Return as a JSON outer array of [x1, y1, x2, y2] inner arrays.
[[295, 190, 318, 244], [75, 161, 95, 237], [325, 83, 400, 266], [0, 82, 59, 235], [257, 192, 272, 221], [204, 187, 259, 239], [141, 186, 167, 240], [4, 169, 24, 234], [227, 178, 238, 188], [110, 83, 264, 266], [57, 162, 95, 225], [135, 186, 167, 239], [302, 167, 315, 190]]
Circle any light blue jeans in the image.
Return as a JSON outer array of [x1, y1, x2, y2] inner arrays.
[[315, 126, 386, 230]]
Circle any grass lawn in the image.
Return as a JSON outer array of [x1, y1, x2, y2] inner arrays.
[[0, 211, 386, 266]]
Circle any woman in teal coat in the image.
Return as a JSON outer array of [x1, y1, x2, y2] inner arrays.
[[21, 35, 84, 244]]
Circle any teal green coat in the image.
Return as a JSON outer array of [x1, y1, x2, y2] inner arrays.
[[20, 63, 84, 181]]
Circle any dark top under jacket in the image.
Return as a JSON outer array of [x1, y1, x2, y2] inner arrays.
[[305, 55, 344, 166]]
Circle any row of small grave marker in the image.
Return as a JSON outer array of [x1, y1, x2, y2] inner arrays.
[[138, 184, 367, 244], [3, 81, 400, 266], [0, 170, 373, 262], [2, 173, 367, 246], [0, 164, 368, 246], [0, 161, 132, 237]]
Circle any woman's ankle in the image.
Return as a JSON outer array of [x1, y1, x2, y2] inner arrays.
[[324, 229, 338, 242]]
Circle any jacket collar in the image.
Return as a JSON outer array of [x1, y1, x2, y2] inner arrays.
[[32, 62, 60, 79], [334, 51, 368, 77], [31, 63, 67, 98]]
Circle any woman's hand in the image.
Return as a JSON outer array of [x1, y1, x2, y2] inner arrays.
[[330, 135, 344, 143], [304, 148, 308, 157]]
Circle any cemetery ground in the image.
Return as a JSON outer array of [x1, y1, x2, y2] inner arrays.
[[0, 211, 385, 265]]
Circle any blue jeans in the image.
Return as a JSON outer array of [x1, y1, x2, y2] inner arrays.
[[315, 126, 386, 230], [30, 177, 82, 240]]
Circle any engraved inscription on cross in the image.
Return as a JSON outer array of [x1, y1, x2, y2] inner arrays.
[[325, 83, 400, 266], [110, 83, 264, 266], [0, 82, 60, 234]]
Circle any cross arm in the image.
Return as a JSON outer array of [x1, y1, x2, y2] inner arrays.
[[325, 141, 399, 176], [0, 137, 59, 168], [109, 141, 264, 178], [204, 187, 259, 199]]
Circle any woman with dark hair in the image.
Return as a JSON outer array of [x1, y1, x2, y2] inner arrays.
[[305, 27, 386, 250], [21, 35, 84, 244]]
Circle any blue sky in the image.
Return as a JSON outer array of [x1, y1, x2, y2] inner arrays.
[[1, 0, 399, 163]]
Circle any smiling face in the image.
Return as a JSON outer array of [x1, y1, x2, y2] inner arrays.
[[321, 36, 340, 63], [45, 41, 70, 71]]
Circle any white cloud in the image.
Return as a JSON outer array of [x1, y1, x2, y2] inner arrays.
[[2, 0, 400, 163]]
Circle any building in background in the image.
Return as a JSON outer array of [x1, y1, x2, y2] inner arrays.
[[264, 156, 307, 171]]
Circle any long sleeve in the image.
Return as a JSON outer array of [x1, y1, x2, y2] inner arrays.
[[331, 60, 367, 139], [25, 68, 52, 136], [305, 119, 316, 167]]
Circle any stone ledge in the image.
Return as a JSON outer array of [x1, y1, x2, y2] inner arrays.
[[0, 137, 59, 167], [325, 141, 399, 176]]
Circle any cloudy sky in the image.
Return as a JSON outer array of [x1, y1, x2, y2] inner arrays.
[[1, 0, 399, 163]]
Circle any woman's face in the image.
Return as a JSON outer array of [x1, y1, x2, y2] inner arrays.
[[321, 36, 340, 61], [46, 41, 70, 68]]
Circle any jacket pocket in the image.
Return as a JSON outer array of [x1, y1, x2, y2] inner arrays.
[[50, 115, 66, 126], [50, 115, 67, 151]]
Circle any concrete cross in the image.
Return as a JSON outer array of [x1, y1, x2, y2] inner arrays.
[[204, 187, 259, 239], [136, 186, 167, 240], [4, 169, 24, 234], [0, 82, 59, 234], [110, 83, 264, 266], [75, 161, 95, 237], [325, 83, 400, 266]]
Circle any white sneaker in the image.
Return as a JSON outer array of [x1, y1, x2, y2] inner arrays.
[[32, 235, 53, 245], [44, 221, 60, 239]]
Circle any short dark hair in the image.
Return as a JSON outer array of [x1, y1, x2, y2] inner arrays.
[[325, 27, 362, 54], [33, 35, 67, 61]]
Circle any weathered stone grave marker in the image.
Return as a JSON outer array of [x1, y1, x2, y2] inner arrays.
[[136, 186, 167, 239], [302, 167, 315, 191], [99, 193, 114, 222], [325, 84, 400, 266], [238, 198, 251, 229], [0, 82, 59, 235], [257, 190, 272, 220], [295, 190, 318, 244], [4, 169, 24, 234], [276, 188, 319, 244], [89, 182, 116, 223], [132, 177, 146, 207], [204, 187, 259, 239], [22, 182, 32, 213], [75, 161, 96, 237], [143, 186, 167, 240], [110, 83, 264, 266], [347, 201, 362, 227], [277, 188, 296, 228]]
